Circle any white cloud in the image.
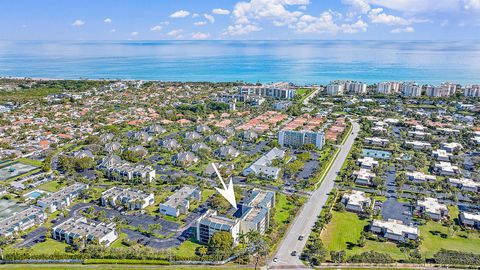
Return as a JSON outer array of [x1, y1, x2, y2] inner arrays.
[[342, 0, 370, 14], [368, 8, 410, 25], [464, 0, 480, 10], [104, 18, 112, 23], [293, 12, 339, 34], [170, 10, 190, 18], [71, 19, 85, 27], [131, 31, 139, 36], [150, 25, 162, 31], [231, 0, 308, 26], [191, 32, 210, 39], [192, 13, 199, 18], [369, 0, 459, 13], [204, 14, 215, 24], [226, 24, 262, 35], [194, 21, 207, 26], [212, 8, 230, 15], [390, 26, 415, 33], [167, 29, 184, 36], [298, 5, 307, 10], [109, 29, 116, 33], [341, 19, 368, 33]]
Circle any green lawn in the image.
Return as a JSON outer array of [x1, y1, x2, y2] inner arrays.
[[37, 180, 65, 192], [321, 211, 404, 260], [174, 239, 202, 258], [273, 193, 295, 225], [419, 221, 480, 258], [24, 239, 69, 255], [16, 157, 42, 167]]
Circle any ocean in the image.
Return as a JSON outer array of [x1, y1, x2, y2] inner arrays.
[[0, 40, 479, 85]]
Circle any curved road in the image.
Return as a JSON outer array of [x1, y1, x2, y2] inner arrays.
[[270, 121, 360, 269]]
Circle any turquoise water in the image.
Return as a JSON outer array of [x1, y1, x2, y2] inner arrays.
[[0, 40, 479, 85], [25, 190, 43, 199]]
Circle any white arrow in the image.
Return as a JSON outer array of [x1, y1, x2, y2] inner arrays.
[[211, 163, 237, 210]]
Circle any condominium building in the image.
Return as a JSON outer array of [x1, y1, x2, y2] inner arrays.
[[460, 212, 480, 229], [101, 187, 154, 210], [196, 210, 241, 245], [159, 186, 201, 217], [448, 178, 480, 192], [0, 205, 47, 237], [407, 171, 436, 183], [402, 82, 422, 97], [464, 85, 480, 97], [195, 189, 275, 244], [326, 84, 344, 96], [97, 155, 156, 183], [239, 82, 296, 100], [416, 197, 448, 221], [425, 82, 456, 97], [243, 147, 285, 179], [37, 183, 88, 213], [52, 216, 118, 246], [341, 190, 371, 213], [370, 219, 419, 242], [278, 130, 325, 150], [329, 80, 367, 94], [376, 82, 401, 95]]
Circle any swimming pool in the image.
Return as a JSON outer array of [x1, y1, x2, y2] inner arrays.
[[362, 149, 392, 160], [24, 190, 46, 200]]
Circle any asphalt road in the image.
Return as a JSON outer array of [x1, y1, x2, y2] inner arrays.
[[270, 121, 360, 269]]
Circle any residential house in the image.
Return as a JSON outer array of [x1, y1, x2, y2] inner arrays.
[[243, 147, 285, 179], [160, 186, 201, 217], [341, 190, 371, 213], [370, 219, 419, 242], [416, 197, 448, 221]]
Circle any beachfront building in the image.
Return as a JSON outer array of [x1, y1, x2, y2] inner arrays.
[[159, 186, 201, 217], [370, 219, 419, 242], [326, 84, 344, 96], [37, 183, 88, 213], [52, 216, 118, 247], [376, 82, 401, 95], [239, 82, 296, 100], [278, 130, 325, 150], [402, 82, 422, 97], [425, 82, 456, 97], [101, 187, 154, 210], [464, 85, 480, 98]]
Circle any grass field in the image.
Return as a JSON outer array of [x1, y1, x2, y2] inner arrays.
[[0, 264, 253, 270], [24, 239, 69, 255], [321, 211, 404, 260], [174, 239, 203, 258], [37, 180, 65, 192], [419, 220, 480, 258], [273, 193, 296, 225]]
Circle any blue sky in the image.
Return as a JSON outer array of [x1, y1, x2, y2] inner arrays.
[[1, 0, 479, 40]]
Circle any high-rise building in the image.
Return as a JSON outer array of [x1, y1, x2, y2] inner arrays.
[[376, 82, 401, 95], [402, 82, 422, 97], [239, 82, 296, 100], [425, 82, 456, 97], [278, 130, 325, 149], [326, 84, 344, 95], [464, 85, 480, 97]]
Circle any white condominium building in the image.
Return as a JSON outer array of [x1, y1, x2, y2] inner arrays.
[[402, 82, 422, 97], [326, 84, 344, 96], [376, 82, 401, 95], [464, 85, 480, 97]]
